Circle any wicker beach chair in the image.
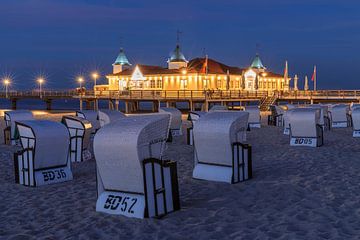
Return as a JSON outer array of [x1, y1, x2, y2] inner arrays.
[[268, 105, 284, 126], [351, 106, 360, 137], [76, 110, 100, 133], [187, 111, 207, 145], [4, 110, 34, 145], [209, 105, 228, 111], [14, 120, 73, 187], [192, 111, 252, 184], [62, 116, 93, 162], [289, 108, 323, 147], [245, 106, 261, 129], [94, 114, 180, 219], [159, 107, 182, 136], [98, 109, 126, 127], [328, 104, 351, 128]]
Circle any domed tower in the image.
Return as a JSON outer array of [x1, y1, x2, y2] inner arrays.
[[113, 48, 131, 74], [250, 54, 266, 72], [167, 44, 188, 69]]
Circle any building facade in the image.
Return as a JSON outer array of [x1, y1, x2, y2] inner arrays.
[[99, 45, 290, 92]]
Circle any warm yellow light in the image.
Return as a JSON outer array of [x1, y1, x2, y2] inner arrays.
[[37, 78, 44, 84], [92, 72, 99, 79], [182, 69, 187, 75], [3, 79, 10, 85], [77, 77, 84, 83]]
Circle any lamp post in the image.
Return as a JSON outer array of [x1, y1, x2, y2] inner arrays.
[[78, 77, 84, 89], [3, 78, 10, 98], [92, 72, 98, 96], [37, 78, 44, 98]]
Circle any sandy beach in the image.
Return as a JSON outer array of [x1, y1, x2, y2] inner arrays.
[[1, 113, 360, 239]]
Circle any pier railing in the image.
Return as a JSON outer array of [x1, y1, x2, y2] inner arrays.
[[1, 89, 360, 100]]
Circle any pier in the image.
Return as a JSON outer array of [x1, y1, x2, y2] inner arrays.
[[1, 89, 360, 112]]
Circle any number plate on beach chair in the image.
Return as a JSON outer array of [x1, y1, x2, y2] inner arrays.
[[96, 191, 145, 219], [290, 137, 316, 147]]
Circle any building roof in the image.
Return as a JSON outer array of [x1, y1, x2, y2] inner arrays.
[[250, 54, 265, 69], [107, 57, 284, 78], [168, 44, 187, 63], [113, 48, 131, 66]]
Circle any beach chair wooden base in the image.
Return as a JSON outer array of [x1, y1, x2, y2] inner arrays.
[[353, 130, 360, 137], [248, 123, 261, 128], [193, 143, 252, 184], [96, 158, 180, 219], [332, 121, 348, 128], [14, 149, 73, 187]]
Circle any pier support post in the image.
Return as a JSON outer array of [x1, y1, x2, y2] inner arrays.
[[45, 99, 52, 110], [189, 100, 194, 111], [94, 99, 99, 111], [166, 101, 170, 108], [79, 99, 83, 110], [85, 100, 91, 110], [125, 101, 129, 114], [310, 99, 314, 104], [11, 98, 17, 110], [204, 101, 209, 112], [115, 100, 119, 111]]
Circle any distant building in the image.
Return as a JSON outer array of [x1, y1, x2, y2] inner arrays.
[[99, 44, 290, 92]]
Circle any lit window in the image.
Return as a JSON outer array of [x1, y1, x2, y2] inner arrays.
[[156, 79, 163, 88], [150, 80, 156, 88]]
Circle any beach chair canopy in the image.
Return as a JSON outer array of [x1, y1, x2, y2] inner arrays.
[[76, 110, 100, 131], [193, 111, 249, 167], [98, 109, 126, 127], [352, 106, 360, 130], [289, 108, 321, 138], [16, 120, 69, 170], [188, 111, 207, 123], [244, 106, 260, 125], [5, 110, 34, 139], [329, 104, 349, 122], [209, 105, 228, 112], [159, 107, 182, 131], [94, 114, 170, 194], [62, 115, 92, 149]]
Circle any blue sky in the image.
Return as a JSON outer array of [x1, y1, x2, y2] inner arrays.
[[1, 0, 360, 90]]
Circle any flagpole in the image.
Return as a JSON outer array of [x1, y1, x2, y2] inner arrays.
[[314, 65, 317, 91]]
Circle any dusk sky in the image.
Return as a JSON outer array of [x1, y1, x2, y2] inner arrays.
[[1, 0, 360, 90]]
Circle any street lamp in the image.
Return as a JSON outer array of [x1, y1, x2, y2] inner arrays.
[[3, 78, 10, 98], [78, 77, 84, 89], [37, 78, 44, 98], [91, 72, 98, 96]]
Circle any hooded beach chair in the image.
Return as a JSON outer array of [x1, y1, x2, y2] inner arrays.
[[98, 109, 126, 127], [76, 110, 100, 133], [209, 105, 228, 111], [283, 108, 296, 135], [268, 105, 284, 126], [328, 104, 351, 128], [187, 111, 207, 145], [62, 115, 93, 162], [289, 108, 323, 147], [245, 106, 261, 128], [94, 114, 180, 219], [4, 110, 34, 145], [159, 107, 182, 136], [14, 120, 73, 187], [352, 106, 360, 137], [192, 111, 252, 184]]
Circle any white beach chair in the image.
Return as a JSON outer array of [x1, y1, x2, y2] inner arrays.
[[0, 110, 6, 145], [187, 111, 207, 145], [62, 116, 93, 162], [328, 104, 351, 128], [351, 106, 360, 137], [209, 105, 228, 111], [94, 114, 180, 219], [289, 108, 323, 147], [305, 105, 331, 130], [283, 109, 296, 135], [98, 109, 126, 127], [4, 110, 34, 145], [245, 106, 261, 128], [192, 111, 252, 184], [14, 120, 73, 187], [159, 107, 182, 136], [76, 110, 100, 133]]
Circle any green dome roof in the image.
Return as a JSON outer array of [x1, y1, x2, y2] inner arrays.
[[251, 54, 265, 69], [168, 44, 187, 63], [113, 48, 131, 66]]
